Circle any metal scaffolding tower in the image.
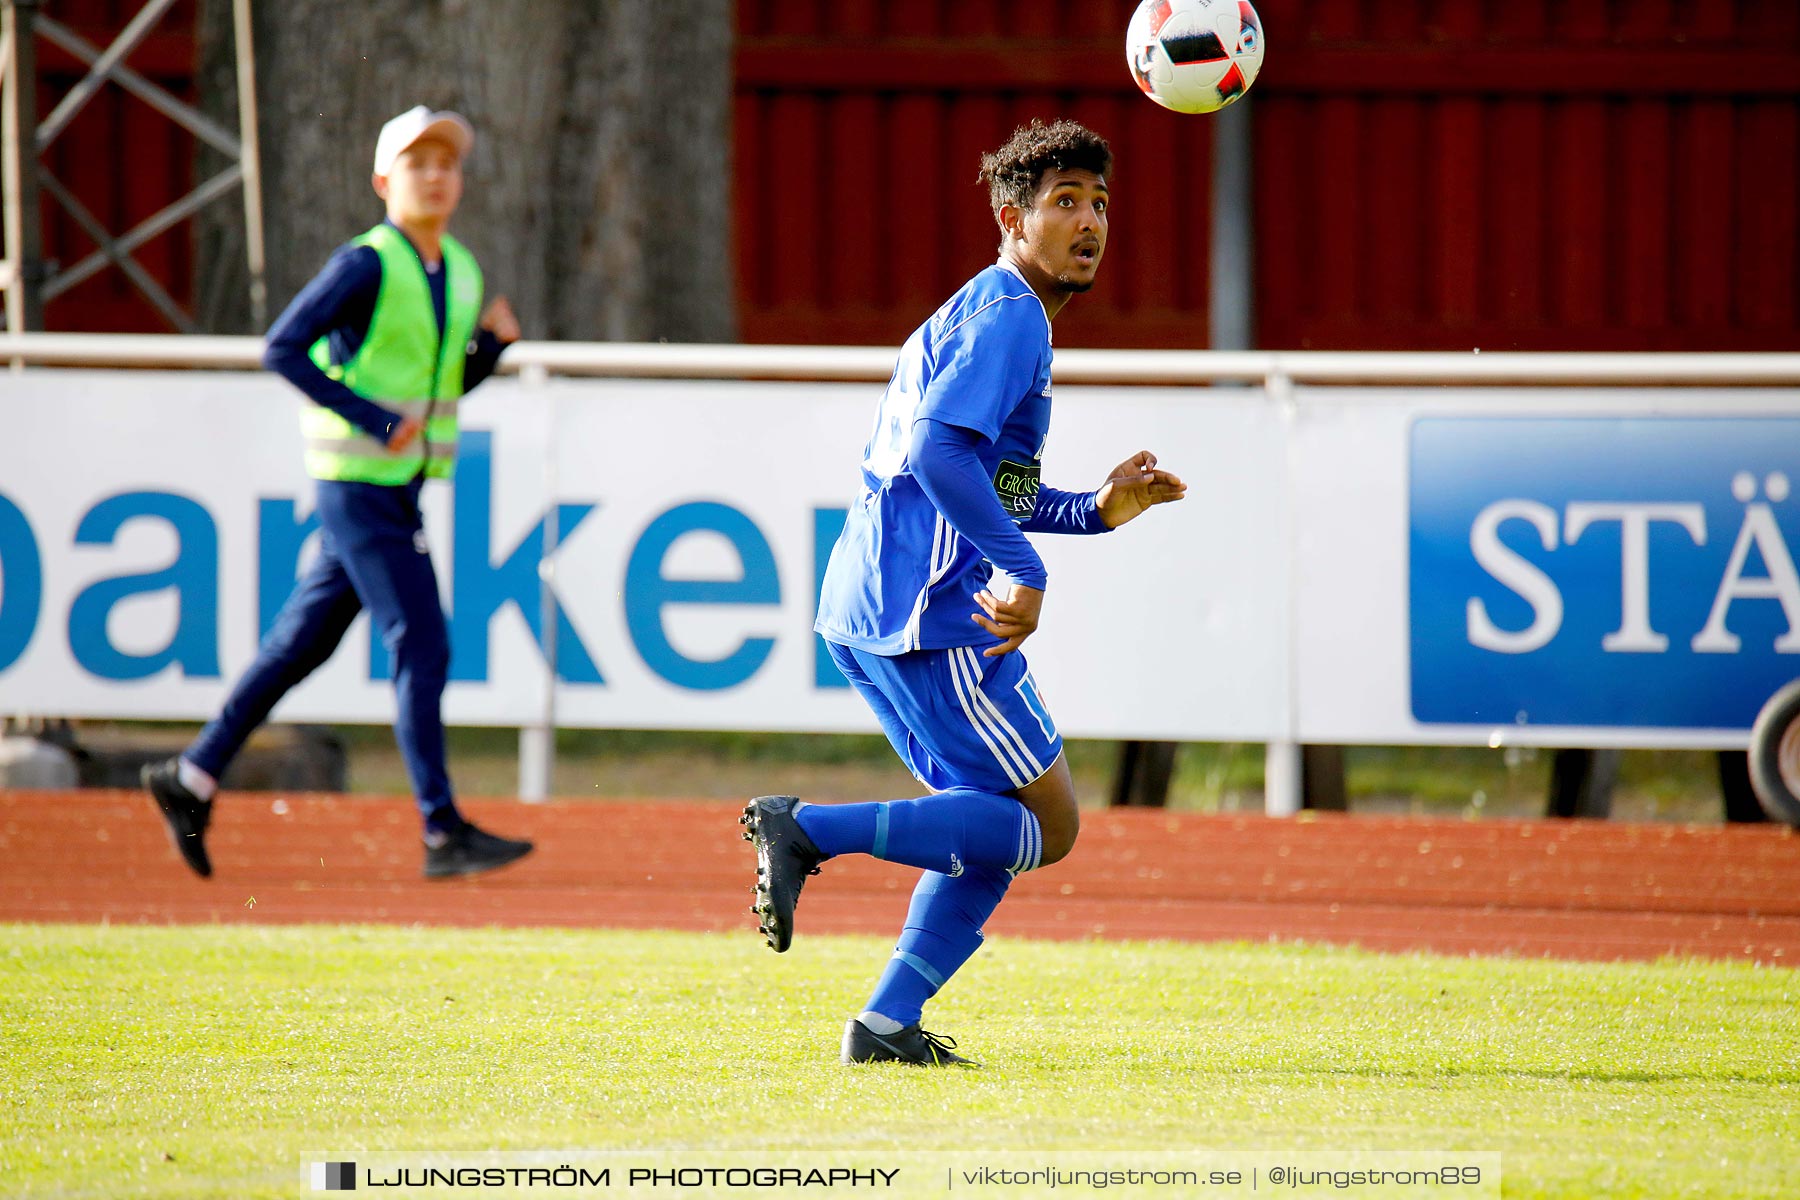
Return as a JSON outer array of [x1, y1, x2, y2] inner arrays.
[[0, 0, 265, 335]]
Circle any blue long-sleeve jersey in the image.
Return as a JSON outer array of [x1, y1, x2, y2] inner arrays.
[[816, 259, 1110, 656]]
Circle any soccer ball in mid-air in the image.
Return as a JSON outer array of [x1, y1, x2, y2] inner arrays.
[[1127, 0, 1265, 115]]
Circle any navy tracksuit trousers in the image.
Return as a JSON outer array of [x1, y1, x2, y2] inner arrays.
[[185, 476, 458, 830]]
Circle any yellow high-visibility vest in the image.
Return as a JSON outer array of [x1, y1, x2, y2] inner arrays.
[[302, 223, 483, 483]]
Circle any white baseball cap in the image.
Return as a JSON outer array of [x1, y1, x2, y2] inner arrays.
[[372, 105, 474, 176]]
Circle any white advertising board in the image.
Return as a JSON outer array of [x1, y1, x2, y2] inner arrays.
[[0, 371, 1285, 741], [6, 371, 1794, 748]]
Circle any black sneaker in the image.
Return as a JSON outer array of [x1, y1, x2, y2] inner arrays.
[[739, 795, 825, 952], [142, 758, 213, 878], [423, 821, 534, 879], [841, 1018, 979, 1067]]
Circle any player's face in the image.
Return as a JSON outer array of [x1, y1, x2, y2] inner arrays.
[[375, 137, 464, 226], [1013, 169, 1109, 295]]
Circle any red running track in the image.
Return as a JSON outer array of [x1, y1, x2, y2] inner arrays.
[[4, 789, 1799, 965]]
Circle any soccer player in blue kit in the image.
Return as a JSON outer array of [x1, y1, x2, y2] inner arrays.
[[740, 119, 1187, 1066]]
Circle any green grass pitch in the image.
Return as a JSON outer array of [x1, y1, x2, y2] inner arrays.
[[3, 924, 1795, 1198]]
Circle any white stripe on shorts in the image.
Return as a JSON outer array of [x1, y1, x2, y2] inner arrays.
[[954, 645, 1039, 785], [950, 645, 1042, 788], [958, 646, 1046, 783], [948, 643, 1030, 789]]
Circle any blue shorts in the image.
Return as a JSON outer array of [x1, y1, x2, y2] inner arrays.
[[827, 641, 1063, 795]]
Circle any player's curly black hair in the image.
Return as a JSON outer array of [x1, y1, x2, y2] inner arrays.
[[977, 118, 1113, 220]]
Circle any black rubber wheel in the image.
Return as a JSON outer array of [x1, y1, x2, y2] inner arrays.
[[1748, 679, 1800, 826]]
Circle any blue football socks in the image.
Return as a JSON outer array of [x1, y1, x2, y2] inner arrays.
[[795, 790, 1043, 876], [794, 792, 1047, 1028], [865, 865, 1012, 1028]]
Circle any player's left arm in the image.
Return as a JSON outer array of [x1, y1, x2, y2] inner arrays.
[[1020, 484, 1109, 535], [1092, 450, 1186, 528]]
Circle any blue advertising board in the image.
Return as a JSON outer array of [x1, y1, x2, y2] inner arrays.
[[1410, 417, 1800, 730]]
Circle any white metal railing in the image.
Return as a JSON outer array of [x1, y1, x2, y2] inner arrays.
[[6, 331, 1800, 385], [4, 332, 1798, 815]]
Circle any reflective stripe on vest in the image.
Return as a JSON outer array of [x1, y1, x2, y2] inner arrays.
[[303, 224, 483, 484]]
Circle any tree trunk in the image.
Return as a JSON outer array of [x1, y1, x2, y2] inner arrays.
[[194, 0, 734, 343]]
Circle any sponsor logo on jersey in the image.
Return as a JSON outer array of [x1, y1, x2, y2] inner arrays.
[[993, 459, 1041, 522]]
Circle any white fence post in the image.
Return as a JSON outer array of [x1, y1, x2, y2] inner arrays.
[[517, 362, 554, 803], [1264, 366, 1303, 817], [1263, 740, 1302, 818]]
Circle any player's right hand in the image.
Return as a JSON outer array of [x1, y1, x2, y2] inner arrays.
[[973, 582, 1044, 657], [386, 414, 425, 452]]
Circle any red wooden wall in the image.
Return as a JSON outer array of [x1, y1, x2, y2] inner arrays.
[[736, 0, 1217, 350], [1254, 0, 1800, 351], [30, 0, 199, 333], [738, 0, 1800, 351]]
